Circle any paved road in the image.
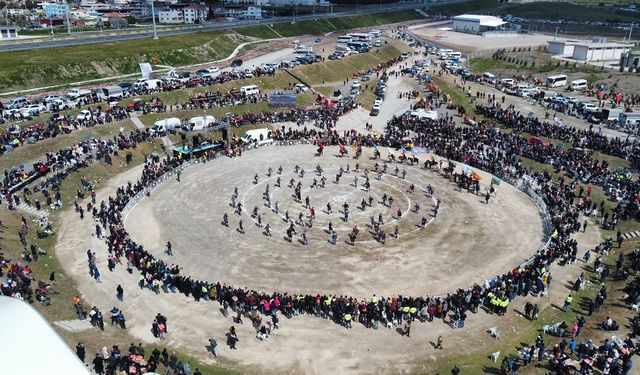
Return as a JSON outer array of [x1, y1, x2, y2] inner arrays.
[[0, 3, 423, 52]]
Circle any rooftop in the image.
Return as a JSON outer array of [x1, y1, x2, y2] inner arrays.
[[453, 14, 506, 27], [575, 42, 633, 48]]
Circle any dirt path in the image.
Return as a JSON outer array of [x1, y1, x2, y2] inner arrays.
[[54, 145, 603, 375]]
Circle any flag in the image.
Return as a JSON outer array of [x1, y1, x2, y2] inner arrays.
[[463, 165, 472, 175], [472, 171, 481, 181], [491, 176, 501, 186], [401, 146, 408, 154], [448, 159, 456, 167], [372, 143, 379, 152]]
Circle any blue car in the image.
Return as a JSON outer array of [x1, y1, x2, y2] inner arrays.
[[118, 82, 133, 93]]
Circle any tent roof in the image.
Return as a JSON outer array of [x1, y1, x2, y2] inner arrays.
[[0, 296, 90, 374]]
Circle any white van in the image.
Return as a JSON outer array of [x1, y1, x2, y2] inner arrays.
[[240, 85, 260, 96], [97, 85, 124, 101], [570, 79, 588, 91], [336, 44, 352, 54], [337, 35, 352, 44], [374, 39, 383, 47], [150, 117, 181, 135], [145, 79, 163, 90], [482, 72, 496, 84], [294, 45, 313, 54], [437, 49, 453, 58], [242, 128, 272, 147], [186, 115, 215, 131], [447, 52, 462, 60]]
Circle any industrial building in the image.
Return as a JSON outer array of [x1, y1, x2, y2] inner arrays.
[[452, 14, 506, 35], [572, 42, 633, 62], [620, 51, 640, 70], [547, 39, 633, 62]]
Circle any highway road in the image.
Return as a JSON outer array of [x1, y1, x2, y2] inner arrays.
[[0, 3, 424, 52]]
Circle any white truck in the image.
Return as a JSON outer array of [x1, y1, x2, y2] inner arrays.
[[96, 85, 124, 101], [185, 115, 215, 131], [150, 117, 181, 135], [241, 128, 273, 147], [67, 88, 92, 100]]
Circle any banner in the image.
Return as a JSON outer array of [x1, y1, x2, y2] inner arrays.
[[268, 94, 297, 107], [491, 176, 501, 186], [139, 63, 153, 80]]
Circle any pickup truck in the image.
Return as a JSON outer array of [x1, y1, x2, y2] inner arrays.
[[67, 88, 92, 99]]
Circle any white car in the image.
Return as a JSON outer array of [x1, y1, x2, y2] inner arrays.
[[76, 109, 92, 121], [42, 95, 61, 103], [208, 66, 220, 74], [351, 81, 361, 89], [295, 83, 309, 92], [48, 98, 74, 110], [374, 98, 383, 106], [20, 103, 47, 116], [133, 79, 148, 88]]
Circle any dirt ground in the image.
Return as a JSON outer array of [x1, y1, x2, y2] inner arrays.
[[410, 26, 556, 53], [125, 145, 543, 297], [55, 148, 603, 375]]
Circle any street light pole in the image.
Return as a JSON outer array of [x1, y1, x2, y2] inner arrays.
[[150, 0, 158, 39], [65, 0, 71, 35]]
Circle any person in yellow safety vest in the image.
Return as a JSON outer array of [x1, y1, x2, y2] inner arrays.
[[409, 307, 417, 320], [202, 285, 209, 300], [344, 313, 352, 329], [371, 295, 378, 303], [563, 294, 573, 312], [500, 298, 509, 315], [151, 279, 160, 293]]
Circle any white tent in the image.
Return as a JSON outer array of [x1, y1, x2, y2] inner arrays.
[[0, 296, 90, 374]]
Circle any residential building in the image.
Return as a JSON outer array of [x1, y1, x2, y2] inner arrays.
[[159, 9, 184, 23], [183, 4, 206, 24], [244, 5, 262, 20], [452, 14, 506, 35]]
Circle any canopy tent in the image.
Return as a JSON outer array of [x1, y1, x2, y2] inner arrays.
[[0, 296, 90, 374]]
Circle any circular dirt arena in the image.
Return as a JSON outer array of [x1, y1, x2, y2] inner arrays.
[[125, 145, 544, 298]]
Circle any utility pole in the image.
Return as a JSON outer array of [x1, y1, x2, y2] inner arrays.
[[150, 0, 158, 39], [65, 0, 71, 35], [628, 25, 633, 42], [554, 26, 558, 40]]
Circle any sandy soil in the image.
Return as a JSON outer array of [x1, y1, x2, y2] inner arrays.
[[411, 26, 556, 53], [125, 146, 543, 298]]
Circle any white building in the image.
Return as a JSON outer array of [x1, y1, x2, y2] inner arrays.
[[0, 25, 19, 39], [224, 0, 268, 5], [452, 14, 506, 35], [244, 5, 262, 20], [159, 9, 183, 23], [266, 0, 330, 5], [572, 42, 632, 62], [183, 4, 207, 24]]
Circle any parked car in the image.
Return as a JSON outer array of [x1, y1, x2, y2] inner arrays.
[[370, 104, 381, 116], [20, 103, 47, 116], [231, 59, 243, 67], [76, 110, 92, 120]]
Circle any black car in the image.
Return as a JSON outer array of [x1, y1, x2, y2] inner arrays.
[[231, 59, 243, 67]]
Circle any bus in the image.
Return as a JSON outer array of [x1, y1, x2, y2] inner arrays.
[[547, 74, 568, 88], [348, 33, 372, 42], [337, 35, 352, 44], [347, 41, 370, 53]]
